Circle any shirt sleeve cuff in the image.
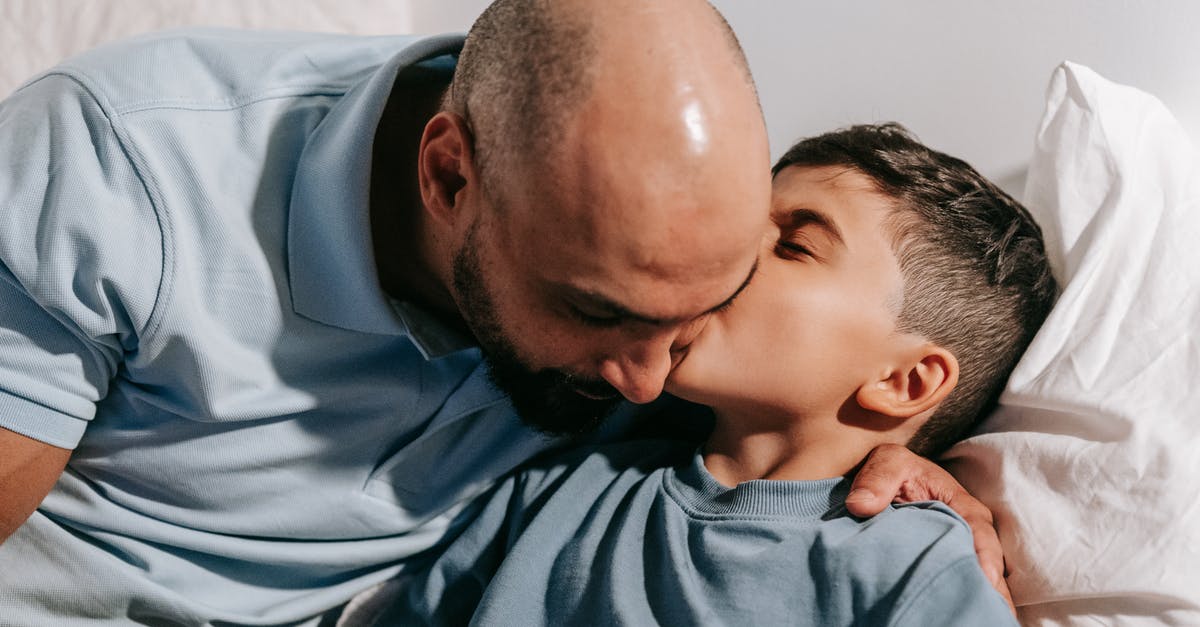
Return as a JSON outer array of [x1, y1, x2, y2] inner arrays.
[[0, 390, 88, 449]]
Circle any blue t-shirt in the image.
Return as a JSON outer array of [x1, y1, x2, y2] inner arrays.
[[0, 28, 644, 625], [381, 440, 1016, 626]]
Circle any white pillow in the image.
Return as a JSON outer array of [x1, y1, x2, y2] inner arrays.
[[944, 62, 1200, 625]]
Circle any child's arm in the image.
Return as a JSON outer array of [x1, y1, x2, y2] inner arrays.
[[846, 444, 1013, 609], [868, 502, 1018, 627], [886, 555, 1017, 627]]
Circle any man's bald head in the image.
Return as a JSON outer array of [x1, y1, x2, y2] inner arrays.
[[417, 0, 772, 428], [446, 0, 758, 180]]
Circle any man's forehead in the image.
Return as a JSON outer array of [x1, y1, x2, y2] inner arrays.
[[508, 174, 764, 276]]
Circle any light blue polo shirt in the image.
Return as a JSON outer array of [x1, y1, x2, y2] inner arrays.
[[0, 28, 628, 625]]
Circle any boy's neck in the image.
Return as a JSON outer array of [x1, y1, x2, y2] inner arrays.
[[702, 408, 881, 487]]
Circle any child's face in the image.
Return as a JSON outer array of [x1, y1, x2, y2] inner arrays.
[[667, 165, 909, 418]]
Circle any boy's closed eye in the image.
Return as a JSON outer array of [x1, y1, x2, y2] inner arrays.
[[775, 232, 818, 261], [772, 207, 844, 264]]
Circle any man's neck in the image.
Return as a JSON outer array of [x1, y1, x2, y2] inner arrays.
[[369, 65, 463, 326], [702, 407, 879, 487]]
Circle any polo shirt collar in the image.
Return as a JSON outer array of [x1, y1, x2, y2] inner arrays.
[[288, 34, 466, 357]]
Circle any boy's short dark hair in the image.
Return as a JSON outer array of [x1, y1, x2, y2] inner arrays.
[[773, 123, 1057, 457]]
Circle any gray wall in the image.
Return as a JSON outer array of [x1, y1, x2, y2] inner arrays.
[[408, 1, 1200, 194], [7, 1, 1195, 195]]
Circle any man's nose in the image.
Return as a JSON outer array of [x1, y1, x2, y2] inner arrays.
[[597, 331, 677, 404]]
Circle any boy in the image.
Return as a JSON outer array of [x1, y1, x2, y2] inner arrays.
[[357, 124, 1056, 625]]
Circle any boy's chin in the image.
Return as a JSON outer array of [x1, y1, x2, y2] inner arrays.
[[663, 375, 720, 408], [665, 347, 727, 398]]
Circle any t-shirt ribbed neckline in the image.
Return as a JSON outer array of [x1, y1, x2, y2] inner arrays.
[[664, 448, 852, 520]]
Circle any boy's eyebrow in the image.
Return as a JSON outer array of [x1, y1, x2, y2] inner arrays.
[[780, 208, 845, 246], [562, 259, 759, 326]]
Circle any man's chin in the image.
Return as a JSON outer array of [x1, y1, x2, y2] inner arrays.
[[484, 364, 621, 436], [507, 386, 622, 437]]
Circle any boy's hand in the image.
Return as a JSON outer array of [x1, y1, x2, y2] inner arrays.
[[844, 443, 1015, 613]]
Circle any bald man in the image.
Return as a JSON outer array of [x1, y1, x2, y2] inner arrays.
[[0, 0, 1007, 623]]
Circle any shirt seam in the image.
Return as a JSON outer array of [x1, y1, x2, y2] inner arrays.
[[18, 70, 171, 342], [105, 83, 360, 115], [0, 387, 89, 447], [659, 471, 830, 523]]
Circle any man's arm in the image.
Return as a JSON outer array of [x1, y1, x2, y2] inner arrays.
[[0, 428, 71, 543], [0, 74, 165, 547], [844, 443, 1014, 611]]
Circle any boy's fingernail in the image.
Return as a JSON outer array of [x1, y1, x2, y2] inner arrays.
[[845, 489, 874, 503]]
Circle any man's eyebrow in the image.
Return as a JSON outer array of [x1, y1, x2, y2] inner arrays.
[[564, 258, 759, 326], [780, 208, 845, 246]]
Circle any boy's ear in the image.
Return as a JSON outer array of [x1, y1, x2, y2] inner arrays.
[[855, 345, 959, 420], [417, 111, 476, 228]]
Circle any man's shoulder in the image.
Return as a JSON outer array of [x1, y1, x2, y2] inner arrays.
[[37, 28, 430, 115]]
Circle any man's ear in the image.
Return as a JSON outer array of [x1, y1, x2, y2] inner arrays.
[[417, 111, 476, 228], [856, 345, 959, 419]]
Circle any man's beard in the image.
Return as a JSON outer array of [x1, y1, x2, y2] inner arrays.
[[452, 224, 621, 436]]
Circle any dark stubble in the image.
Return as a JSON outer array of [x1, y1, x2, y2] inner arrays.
[[452, 221, 621, 436]]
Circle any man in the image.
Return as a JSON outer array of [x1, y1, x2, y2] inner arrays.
[[0, 0, 1007, 623]]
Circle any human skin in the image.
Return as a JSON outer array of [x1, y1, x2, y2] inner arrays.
[[0, 0, 1011, 609], [667, 165, 1013, 609], [382, 0, 771, 409], [1, 0, 771, 550], [668, 165, 958, 484]]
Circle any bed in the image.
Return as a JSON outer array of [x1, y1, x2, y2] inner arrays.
[[3, 1, 1198, 624]]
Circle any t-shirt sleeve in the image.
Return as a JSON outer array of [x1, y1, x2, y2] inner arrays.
[[881, 504, 1018, 627], [887, 555, 1017, 627], [0, 72, 163, 448]]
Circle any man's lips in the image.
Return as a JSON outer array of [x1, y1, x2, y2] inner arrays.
[[669, 344, 691, 371], [568, 380, 620, 400], [566, 346, 692, 401]]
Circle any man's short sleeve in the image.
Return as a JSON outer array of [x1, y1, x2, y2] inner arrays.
[[0, 72, 163, 448]]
